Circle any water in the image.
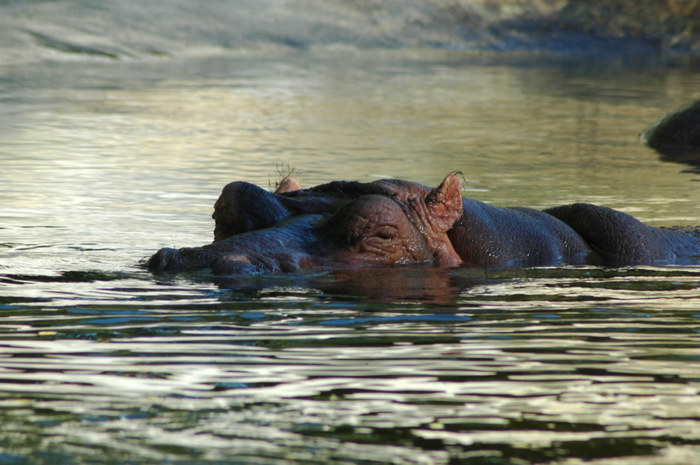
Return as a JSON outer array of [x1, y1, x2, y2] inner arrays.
[[2, 2, 700, 464]]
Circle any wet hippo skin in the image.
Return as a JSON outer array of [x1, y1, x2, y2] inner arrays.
[[148, 174, 463, 273], [148, 173, 700, 274]]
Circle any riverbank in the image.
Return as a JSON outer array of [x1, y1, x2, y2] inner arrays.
[[1, 0, 698, 64]]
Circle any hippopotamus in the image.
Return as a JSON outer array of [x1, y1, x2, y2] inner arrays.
[[641, 100, 700, 166], [147, 174, 463, 274], [147, 173, 700, 274]]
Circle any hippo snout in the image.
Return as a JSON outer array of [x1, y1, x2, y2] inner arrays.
[[147, 247, 183, 273]]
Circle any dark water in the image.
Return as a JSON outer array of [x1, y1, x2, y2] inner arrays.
[[2, 2, 700, 464]]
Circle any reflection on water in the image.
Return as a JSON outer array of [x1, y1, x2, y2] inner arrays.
[[1, 266, 700, 464], [1, 50, 700, 464]]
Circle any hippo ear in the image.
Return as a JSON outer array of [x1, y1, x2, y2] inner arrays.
[[423, 172, 464, 233], [274, 176, 301, 194], [401, 173, 463, 267]]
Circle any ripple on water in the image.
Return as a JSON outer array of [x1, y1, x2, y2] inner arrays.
[[2, 47, 700, 464], [0, 265, 698, 463]]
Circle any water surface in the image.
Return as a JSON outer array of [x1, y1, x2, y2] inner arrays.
[[1, 30, 700, 465]]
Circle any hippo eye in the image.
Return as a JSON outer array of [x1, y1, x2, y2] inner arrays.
[[373, 226, 397, 241]]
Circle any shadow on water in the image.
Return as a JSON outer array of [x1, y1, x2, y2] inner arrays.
[[5, 263, 700, 306], [657, 151, 700, 174], [211, 266, 501, 304]]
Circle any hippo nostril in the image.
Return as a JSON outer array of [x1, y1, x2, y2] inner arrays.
[[147, 248, 181, 273]]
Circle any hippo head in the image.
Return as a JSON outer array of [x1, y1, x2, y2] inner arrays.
[[321, 175, 463, 268], [147, 173, 464, 274]]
